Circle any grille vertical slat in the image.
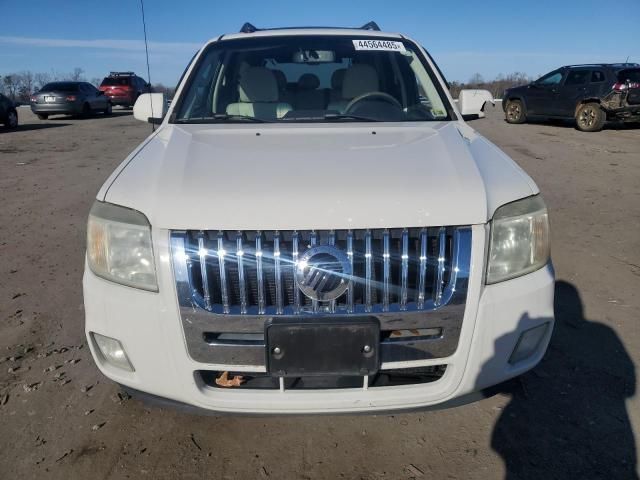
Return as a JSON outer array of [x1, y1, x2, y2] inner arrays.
[[434, 227, 446, 306], [364, 230, 373, 312], [236, 233, 247, 314], [256, 234, 265, 314], [292, 232, 301, 313], [328, 230, 336, 313], [310, 231, 318, 313], [417, 229, 428, 309], [347, 231, 354, 313], [400, 229, 409, 310], [273, 232, 283, 314], [382, 230, 390, 311], [197, 235, 212, 310], [175, 226, 471, 315], [217, 234, 230, 314]]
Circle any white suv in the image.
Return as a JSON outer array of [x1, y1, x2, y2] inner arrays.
[[84, 23, 554, 414]]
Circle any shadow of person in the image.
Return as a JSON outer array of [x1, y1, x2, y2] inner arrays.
[[487, 281, 637, 479]]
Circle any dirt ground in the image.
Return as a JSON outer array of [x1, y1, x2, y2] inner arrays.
[[1, 106, 638, 479]]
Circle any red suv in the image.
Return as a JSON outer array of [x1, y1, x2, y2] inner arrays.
[[99, 72, 150, 108]]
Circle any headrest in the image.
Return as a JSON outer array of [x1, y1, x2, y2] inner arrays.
[[331, 68, 346, 90], [239, 67, 278, 102], [298, 73, 320, 91], [342, 64, 379, 99], [272, 70, 287, 91]]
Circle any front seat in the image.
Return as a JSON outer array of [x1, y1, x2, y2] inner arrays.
[[226, 67, 291, 119], [327, 64, 379, 113]]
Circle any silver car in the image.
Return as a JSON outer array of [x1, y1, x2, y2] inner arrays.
[[30, 81, 112, 119]]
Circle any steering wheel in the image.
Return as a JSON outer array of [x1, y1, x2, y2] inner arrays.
[[345, 91, 402, 114]]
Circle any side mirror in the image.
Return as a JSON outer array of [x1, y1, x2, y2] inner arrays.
[[457, 89, 494, 120], [97, 91, 104, 96], [133, 93, 167, 124]]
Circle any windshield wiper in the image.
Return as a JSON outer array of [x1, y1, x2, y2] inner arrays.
[[323, 113, 380, 122], [175, 114, 272, 124]]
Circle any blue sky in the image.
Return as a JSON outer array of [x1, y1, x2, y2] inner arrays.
[[1, 0, 638, 85]]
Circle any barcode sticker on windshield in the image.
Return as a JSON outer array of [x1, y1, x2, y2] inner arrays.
[[352, 39, 406, 52]]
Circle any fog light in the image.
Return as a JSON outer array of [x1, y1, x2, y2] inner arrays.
[[92, 332, 134, 371], [509, 323, 549, 364]]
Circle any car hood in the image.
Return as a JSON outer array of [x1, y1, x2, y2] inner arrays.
[[103, 121, 536, 230]]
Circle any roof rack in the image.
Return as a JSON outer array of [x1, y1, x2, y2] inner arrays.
[[109, 71, 135, 77], [564, 63, 639, 68], [238, 21, 382, 33]]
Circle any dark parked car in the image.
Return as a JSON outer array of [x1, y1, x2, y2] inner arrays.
[[99, 72, 150, 108], [503, 63, 640, 132], [0, 93, 18, 129], [30, 81, 112, 119]]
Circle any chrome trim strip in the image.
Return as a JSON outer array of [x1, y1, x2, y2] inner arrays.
[[236, 233, 247, 314], [255, 233, 265, 314], [273, 232, 283, 314], [382, 229, 390, 312], [365, 229, 373, 313], [217, 233, 229, 314], [400, 228, 409, 310], [197, 235, 211, 311], [310, 230, 318, 313], [347, 230, 354, 313], [328, 230, 336, 313], [434, 227, 446, 306], [417, 228, 428, 309], [292, 231, 301, 313]]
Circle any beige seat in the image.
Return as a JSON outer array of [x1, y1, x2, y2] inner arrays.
[[226, 67, 291, 119], [327, 64, 379, 113]]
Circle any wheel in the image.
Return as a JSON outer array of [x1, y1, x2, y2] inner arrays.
[[82, 102, 91, 117], [104, 102, 112, 115], [575, 102, 605, 132], [505, 99, 526, 124], [6, 109, 18, 128], [37, 113, 48, 120]]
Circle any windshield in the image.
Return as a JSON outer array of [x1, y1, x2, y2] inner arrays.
[[173, 35, 452, 123], [101, 77, 131, 86], [41, 82, 79, 92]]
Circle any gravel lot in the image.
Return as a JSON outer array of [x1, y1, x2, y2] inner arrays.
[[1, 106, 638, 479]]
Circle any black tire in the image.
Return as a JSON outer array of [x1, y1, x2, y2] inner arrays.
[[505, 99, 526, 124], [82, 102, 91, 117], [6, 109, 18, 128], [575, 102, 605, 132], [37, 113, 48, 120], [104, 102, 112, 115]]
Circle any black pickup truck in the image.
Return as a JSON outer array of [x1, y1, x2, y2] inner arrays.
[[503, 63, 640, 132]]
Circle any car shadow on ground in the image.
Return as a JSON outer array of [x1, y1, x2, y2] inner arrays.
[[1, 123, 71, 133], [45, 111, 133, 121], [503, 118, 640, 131], [485, 281, 637, 479]]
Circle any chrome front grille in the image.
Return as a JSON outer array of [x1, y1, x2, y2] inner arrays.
[[171, 227, 471, 316]]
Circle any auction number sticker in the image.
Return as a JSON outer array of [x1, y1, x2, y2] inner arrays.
[[352, 39, 406, 52]]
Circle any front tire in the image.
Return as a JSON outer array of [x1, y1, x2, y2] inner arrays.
[[37, 113, 48, 120], [104, 102, 112, 115], [505, 99, 526, 124], [575, 102, 605, 132]]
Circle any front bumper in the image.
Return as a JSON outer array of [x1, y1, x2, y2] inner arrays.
[[83, 224, 555, 414]]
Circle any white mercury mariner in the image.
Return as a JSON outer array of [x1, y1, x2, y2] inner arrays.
[[84, 22, 554, 414]]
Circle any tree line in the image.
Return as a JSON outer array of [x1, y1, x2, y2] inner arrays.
[[449, 72, 533, 99], [0, 68, 174, 103]]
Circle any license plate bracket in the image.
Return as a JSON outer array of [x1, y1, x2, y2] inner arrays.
[[265, 317, 380, 377]]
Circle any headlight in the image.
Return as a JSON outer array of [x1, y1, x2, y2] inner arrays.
[[487, 195, 550, 284], [87, 201, 158, 291]]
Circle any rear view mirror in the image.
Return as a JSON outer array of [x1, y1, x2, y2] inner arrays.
[[292, 50, 335, 63], [457, 89, 494, 120], [133, 93, 167, 124]]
